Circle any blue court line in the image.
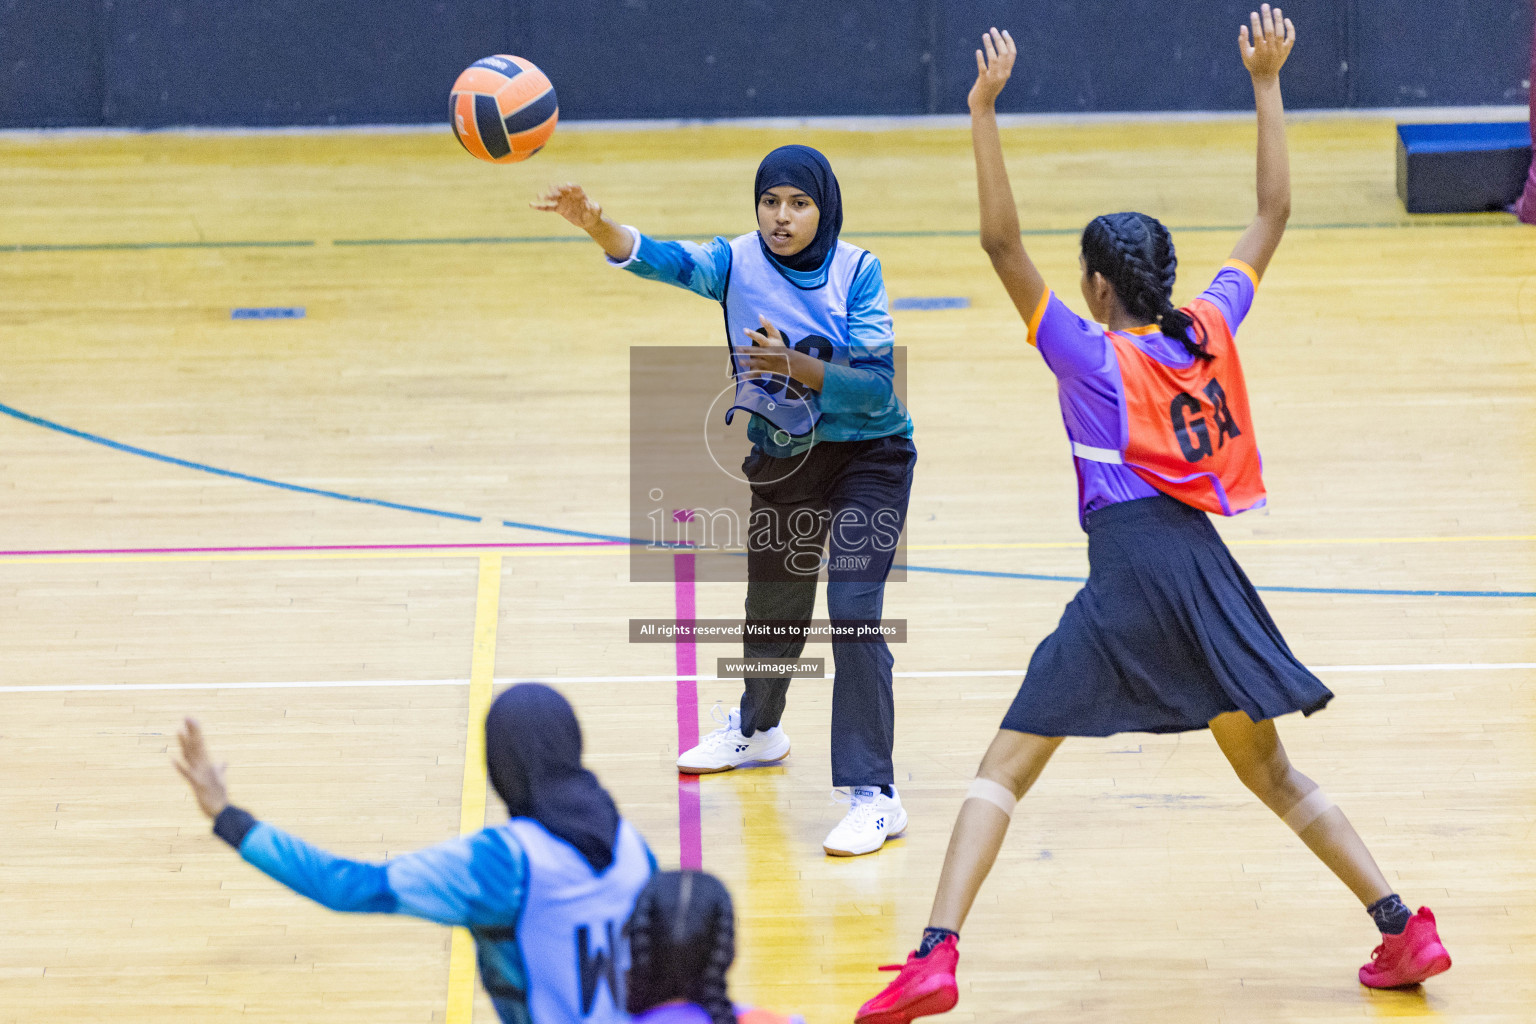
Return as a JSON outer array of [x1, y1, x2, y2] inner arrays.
[[1248, 582, 1536, 598], [3, 240, 314, 253], [0, 401, 480, 523], [894, 564, 1088, 584], [500, 519, 708, 551], [2, 398, 1531, 598], [500, 518, 635, 543], [893, 296, 971, 311], [893, 562, 1536, 598]]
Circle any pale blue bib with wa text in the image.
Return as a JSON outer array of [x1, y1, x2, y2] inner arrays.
[[506, 818, 652, 1024]]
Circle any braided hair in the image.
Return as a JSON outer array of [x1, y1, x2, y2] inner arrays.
[[626, 871, 737, 1024], [1081, 212, 1211, 362]]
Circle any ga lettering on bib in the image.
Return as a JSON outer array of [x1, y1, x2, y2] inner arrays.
[[1089, 298, 1266, 516]]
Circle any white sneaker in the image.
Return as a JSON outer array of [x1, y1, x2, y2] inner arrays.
[[822, 785, 908, 857], [676, 706, 791, 775]]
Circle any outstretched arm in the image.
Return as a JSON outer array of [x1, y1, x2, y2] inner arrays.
[[1228, 5, 1296, 280], [969, 28, 1046, 324], [173, 717, 393, 913], [531, 183, 636, 260], [173, 718, 523, 927], [534, 182, 734, 302]]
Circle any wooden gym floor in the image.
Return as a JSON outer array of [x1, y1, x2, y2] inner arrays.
[[0, 116, 1532, 1023]]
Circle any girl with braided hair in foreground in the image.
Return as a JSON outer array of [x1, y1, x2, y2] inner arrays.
[[856, 10, 1451, 1023], [626, 871, 804, 1024]]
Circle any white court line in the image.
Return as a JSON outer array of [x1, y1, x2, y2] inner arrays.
[[2, 663, 1532, 695], [0, 678, 471, 694], [1312, 663, 1536, 673]]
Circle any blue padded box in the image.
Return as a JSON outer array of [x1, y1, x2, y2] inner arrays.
[[1396, 122, 1533, 214]]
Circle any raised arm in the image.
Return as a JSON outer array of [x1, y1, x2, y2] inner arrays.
[[533, 183, 734, 302], [173, 718, 522, 928], [968, 28, 1047, 324], [1228, 5, 1296, 280], [531, 183, 635, 260]]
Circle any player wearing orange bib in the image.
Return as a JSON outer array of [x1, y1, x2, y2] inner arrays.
[[1099, 291, 1265, 515], [856, 11, 1451, 1022]]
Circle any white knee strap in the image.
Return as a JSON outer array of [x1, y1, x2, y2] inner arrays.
[[965, 777, 1018, 819], [1281, 788, 1336, 833]]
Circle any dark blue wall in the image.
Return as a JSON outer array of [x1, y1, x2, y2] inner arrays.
[[2, 0, 103, 127], [2, 0, 1529, 128], [1353, 0, 1534, 107], [103, 0, 507, 126], [936, 0, 1355, 112], [525, 0, 934, 119]]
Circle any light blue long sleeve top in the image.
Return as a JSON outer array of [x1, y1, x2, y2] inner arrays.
[[609, 228, 914, 457], [215, 809, 653, 1024], [237, 819, 526, 925], [236, 818, 533, 1021]]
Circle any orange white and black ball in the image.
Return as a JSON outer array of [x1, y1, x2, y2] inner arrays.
[[450, 55, 558, 163]]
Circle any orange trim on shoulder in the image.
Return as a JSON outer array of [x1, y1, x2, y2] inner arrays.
[[1222, 258, 1259, 287], [737, 1008, 797, 1024], [1026, 289, 1051, 348]]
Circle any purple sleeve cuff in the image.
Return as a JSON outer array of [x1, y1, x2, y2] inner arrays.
[[213, 805, 258, 849]]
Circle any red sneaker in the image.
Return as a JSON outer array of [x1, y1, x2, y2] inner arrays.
[[855, 936, 960, 1024], [1359, 907, 1452, 988]]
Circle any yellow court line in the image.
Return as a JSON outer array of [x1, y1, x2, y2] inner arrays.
[[446, 554, 502, 1024]]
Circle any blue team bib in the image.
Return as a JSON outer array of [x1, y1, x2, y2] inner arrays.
[[722, 234, 868, 439], [505, 818, 652, 1024]]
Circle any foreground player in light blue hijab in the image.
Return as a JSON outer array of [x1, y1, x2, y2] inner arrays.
[[173, 683, 654, 1023]]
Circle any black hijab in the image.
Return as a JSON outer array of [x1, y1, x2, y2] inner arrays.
[[485, 683, 620, 873], [753, 144, 843, 273]]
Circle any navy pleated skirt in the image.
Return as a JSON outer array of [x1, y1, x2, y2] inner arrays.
[[1001, 495, 1332, 737]]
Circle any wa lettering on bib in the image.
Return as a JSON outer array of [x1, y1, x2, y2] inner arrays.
[[1107, 298, 1266, 516], [721, 234, 867, 439], [503, 818, 652, 1024]]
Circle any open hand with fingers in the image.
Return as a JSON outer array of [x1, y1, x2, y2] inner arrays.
[[530, 181, 637, 260], [172, 717, 230, 820], [733, 316, 825, 392], [736, 316, 791, 378], [967, 27, 1017, 110], [1240, 4, 1296, 80], [530, 182, 604, 231]]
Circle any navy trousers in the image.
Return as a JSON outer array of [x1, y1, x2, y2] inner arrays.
[[738, 434, 915, 787]]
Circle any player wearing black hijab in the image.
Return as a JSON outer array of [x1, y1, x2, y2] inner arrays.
[[535, 146, 917, 858], [173, 683, 656, 1023]]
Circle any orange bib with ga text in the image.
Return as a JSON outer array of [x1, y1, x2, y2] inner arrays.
[[1105, 298, 1266, 516]]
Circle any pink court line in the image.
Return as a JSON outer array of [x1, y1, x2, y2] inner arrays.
[[0, 540, 624, 557], [673, 549, 703, 872]]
